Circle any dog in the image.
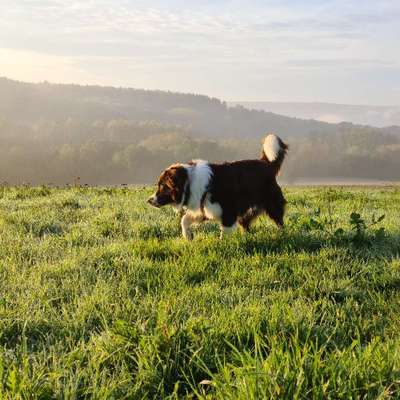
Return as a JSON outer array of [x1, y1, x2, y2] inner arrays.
[[148, 134, 288, 239]]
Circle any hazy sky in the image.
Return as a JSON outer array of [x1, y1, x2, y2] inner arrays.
[[1, 0, 399, 105]]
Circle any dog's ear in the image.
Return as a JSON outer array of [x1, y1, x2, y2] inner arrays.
[[167, 166, 188, 202]]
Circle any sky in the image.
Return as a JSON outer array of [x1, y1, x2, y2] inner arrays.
[[1, 0, 399, 105]]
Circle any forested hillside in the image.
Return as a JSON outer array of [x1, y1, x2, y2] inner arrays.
[[0, 78, 399, 184]]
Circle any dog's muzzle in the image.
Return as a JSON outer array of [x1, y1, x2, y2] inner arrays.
[[147, 195, 160, 208]]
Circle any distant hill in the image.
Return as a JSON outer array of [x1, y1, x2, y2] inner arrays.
[[229, 101, 400, 128], [0, 77, 368, 140]]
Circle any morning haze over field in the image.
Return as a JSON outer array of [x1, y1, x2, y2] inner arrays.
[[1, 1, 400, 184]]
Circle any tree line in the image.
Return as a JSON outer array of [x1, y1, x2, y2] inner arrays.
[[0, 117, 398, 185]]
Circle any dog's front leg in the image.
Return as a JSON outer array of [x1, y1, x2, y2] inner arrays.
[[181, 213, 196, 240]]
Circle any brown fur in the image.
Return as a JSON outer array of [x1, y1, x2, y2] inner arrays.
[[208, 159, 286, 231], [151, 164, 189, 207]]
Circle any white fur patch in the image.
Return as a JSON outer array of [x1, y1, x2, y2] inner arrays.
[[263, 134, 281, 162], [185, 160, 213, 212], [204, 197, 222, 221]]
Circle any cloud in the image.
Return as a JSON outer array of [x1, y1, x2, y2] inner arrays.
[[1, 0, 399, 104], [285, 58, 399, 69]]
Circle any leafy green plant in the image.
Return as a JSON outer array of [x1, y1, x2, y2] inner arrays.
[[349, 212, 385, 243], [297, 206, 386, 245]]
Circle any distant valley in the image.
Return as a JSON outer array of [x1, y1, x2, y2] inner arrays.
[[229, 102, 400, 128]]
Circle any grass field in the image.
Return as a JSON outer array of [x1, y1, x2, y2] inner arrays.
[[0, 185, 399, 399]]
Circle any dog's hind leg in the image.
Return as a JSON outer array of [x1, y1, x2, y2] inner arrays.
[[265, 198, 286, 228], [220, 223, 238, 238], [220, 208, 238, 238], [267, 205, 284, 228], [237, 216, 251, 232], [237, 208, 260, 233], [264, 185, 286, 228]]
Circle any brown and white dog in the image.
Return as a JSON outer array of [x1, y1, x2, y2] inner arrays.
[[148, 134, 288, 239]]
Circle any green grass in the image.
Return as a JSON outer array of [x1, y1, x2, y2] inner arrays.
[[0, 185, 399, 399]]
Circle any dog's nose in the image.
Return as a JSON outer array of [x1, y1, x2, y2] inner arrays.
[[148, 195, 160, 207]]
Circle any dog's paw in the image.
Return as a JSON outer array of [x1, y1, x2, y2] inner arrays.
[[182, 229, 193, 240]]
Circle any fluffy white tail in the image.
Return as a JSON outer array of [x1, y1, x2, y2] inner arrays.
[[261, 134, 288, 175]]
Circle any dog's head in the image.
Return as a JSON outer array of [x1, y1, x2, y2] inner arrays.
[[148, 164, 189, 208]]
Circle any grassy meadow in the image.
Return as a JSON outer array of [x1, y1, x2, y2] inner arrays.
[[0, 185, 399, 399]]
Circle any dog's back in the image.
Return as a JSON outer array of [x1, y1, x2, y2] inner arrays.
[[206, 135, 288, 228]]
